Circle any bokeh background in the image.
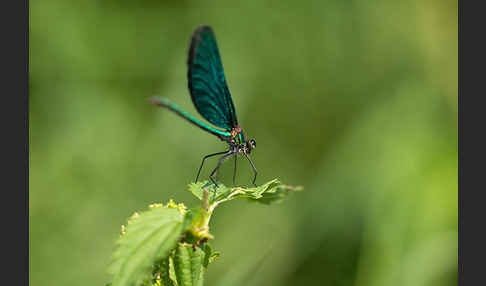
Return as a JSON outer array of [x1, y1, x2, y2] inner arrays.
[[29, 0, 457, 285]]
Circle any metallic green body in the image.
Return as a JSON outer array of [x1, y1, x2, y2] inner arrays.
[[151, 97, 231, 139]]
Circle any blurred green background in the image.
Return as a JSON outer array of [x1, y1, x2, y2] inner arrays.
[[29, 0, 457, 285]]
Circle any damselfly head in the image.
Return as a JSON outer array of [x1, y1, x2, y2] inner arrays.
[[246, 138, 256, 153]]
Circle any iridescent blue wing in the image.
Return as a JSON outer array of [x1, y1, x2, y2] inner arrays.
[[187, 26, 238, 130]]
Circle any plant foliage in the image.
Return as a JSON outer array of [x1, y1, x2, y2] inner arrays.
[[107, 179, 302, 286]]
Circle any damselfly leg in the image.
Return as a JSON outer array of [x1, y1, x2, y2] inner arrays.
[[195, 151, 228, 182], [232, 154, 237, 185], [209, 151, 234, 187], [243, 153, 258, 187]]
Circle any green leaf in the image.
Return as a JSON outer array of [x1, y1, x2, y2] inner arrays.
[[174, 244, 205, 286], [246, 183, 304, 205], [108, 206, 185, 286], [202, 243, 220, 268], [187, 180, 299, 241], [185, 180, 302, 241], [188, 179, 302, 207], [168, 256, 178, 285]]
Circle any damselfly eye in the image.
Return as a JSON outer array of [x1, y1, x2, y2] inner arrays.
[[248, 139, 256, 149]]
